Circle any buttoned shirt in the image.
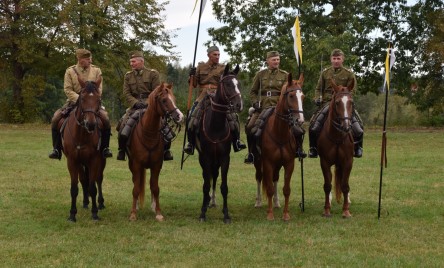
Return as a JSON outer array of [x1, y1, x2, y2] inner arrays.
[[195, 61, 225, 94], [64, 64, 103, 103], [249, 68, 288, 109], [123, 66, 160, 108], [315, 66, 357, 102]]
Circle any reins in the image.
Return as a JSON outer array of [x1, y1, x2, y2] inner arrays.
[[210, 74, 241, 113]]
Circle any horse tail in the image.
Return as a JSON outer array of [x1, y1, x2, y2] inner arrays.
[[334, 166, 342, 203], [138, 169, 146, 209]]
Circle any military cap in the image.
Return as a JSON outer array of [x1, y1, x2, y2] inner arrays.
[[207, 46, 219, 53], [331, 49, 345, 57], [76, 49, 91, 59], [266, 51, 280, 59], [129, 51, 144, 59]]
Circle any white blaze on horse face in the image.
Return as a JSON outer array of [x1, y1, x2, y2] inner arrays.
[[168, 95, 184, 122], [296, 90, 304, 123], [341, 95, 351, 127], [231, 77, 243, 110]]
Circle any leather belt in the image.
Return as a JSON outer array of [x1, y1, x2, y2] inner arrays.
[[133, 93, 149, 99], [199, 84, 218, 89], [261, 91, 280, 97]]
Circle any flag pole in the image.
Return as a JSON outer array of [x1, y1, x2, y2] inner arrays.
[[181, 0, 205, 170], [378, 41, 392, 219]]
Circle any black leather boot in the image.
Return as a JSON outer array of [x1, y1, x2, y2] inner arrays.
[[232, 130, 246, 152], [116, 134, 126, 161], [101, 128, 112, 158], [295, 134, 307, 159], [308, 132, 318, 158], [244, 134, 254, 164], [164, 142, 173, 161], [354, 136, 363, 158], [183, 129, 195, 155], [48, 128, 62, 160]]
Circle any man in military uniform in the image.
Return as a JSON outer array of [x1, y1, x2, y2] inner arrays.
[[308, 48, 364, 158], [244, 51, 306, 164], [116, 51, 174, 161], [183, 45, 246, 155], [48, 48, 112, 160]]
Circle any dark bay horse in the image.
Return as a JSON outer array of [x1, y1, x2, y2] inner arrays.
[[127, 83, 183, 221], [253, 73, 305, 221], [195, 64, 243, 223], [62, 76, 106, 222], [317, 80, 354, 218]]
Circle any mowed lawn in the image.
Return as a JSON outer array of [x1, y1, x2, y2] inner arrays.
[[0, 124, 443, 267]]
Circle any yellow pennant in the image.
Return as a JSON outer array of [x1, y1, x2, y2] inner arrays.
[[191, 0, 207, 17], [291, 16, 303, 66]]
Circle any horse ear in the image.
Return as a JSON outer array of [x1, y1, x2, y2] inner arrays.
[[298, 73, 304, 87], [233, 64, 240, 75], [223, 64, 230, 76], [287, 73, 293, 86]]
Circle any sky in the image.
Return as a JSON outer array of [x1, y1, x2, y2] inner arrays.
[[159, 0, 227, 67]]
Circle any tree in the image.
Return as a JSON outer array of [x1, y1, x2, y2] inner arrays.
[[0, 0, 176, 123]]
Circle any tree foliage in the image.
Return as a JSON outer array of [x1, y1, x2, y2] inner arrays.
[[0, 0, 175, 123], [207, 0, 444, 117]]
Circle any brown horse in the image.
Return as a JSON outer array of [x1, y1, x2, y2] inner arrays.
[[127, 83, 183, 221], [62, 76, 106, 222], [317, 80, 354, 218], [194, 64, 243, 223], [253, 73, 305, 221]]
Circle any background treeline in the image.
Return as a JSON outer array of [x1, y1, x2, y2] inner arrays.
[[0, 0, 443, 126]]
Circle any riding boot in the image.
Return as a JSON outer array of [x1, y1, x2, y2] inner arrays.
[[164, 142, 173, 161], [295, 134, 307, 159], [244, 134, 254, 164], [116, 134, 127, 161], [354, 135, 363, 158], [232, 130, 246, 152], [48, 128, 62, 160], [183, 129, 195, 155], [101, 128, 113, 158], [308, 132, 318, 158]]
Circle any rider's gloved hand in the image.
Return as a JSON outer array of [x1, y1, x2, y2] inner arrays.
[[189, 67, 196, 76], [315, 98, 322, 106], [133, 102, 147, 109], [252, 102, 260, 109]]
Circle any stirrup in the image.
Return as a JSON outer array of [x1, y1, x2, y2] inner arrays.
[[164, 150, 173, 161], [48, 149, 61, 160], [308, 147, 318, 158], [296, 149, 307, 159], [183, 143, 194, 155], [233, 140, 246, 152], [244, 153, 254, 164], [116, 150, 126, 161], [354, 147, 363, 158], [103, 148, 113, 158]]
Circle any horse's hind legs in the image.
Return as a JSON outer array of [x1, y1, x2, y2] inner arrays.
[[199, 179, 211, 222], [342, 193, 352, 218], [323, 183, 332, 217], [273, 181, 281, 208], [220, 181, 231, 224], [255, 180, 262, 207], [68, 184, 79, 222]]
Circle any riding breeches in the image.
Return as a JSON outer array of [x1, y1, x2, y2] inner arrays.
[[309, 105, 364, 138]]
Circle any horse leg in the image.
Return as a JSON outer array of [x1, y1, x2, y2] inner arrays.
[[199, 173, 211, 222], [150, 167, 164, 222], [97, 174, 105, 210], [220, 160, 231, 224], [254, 161, 262, 208], [273, 180, 281, 208], [80, 166, 89, 208], [67, 162, 80, 222], [209, 176, 217, 208], [282, 164, 294, 221], [341, 168, 352, 218], [263, 163, 275, 220], [89, 179, 99, 220], [321, 161, 333, 217], [129, 166, 143, 221]]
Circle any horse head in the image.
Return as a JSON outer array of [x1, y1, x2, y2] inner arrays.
[[76, 75, 102, 133], [330, 79, 354, 132], [150, 82, 184, 123], [216, 64, 243, 113], [277, 73, 305, 125]]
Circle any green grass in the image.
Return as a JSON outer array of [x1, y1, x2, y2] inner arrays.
[[0, 124, 443, 267]]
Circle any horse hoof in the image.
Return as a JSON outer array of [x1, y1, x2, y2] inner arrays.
[[223, 218, 232, 224], [98, 204, 105, 210], [155, 214, 165, 222], [92, 215, 100, 221], [129, 214, 137, 221], [342, 211, 352, 218], [209, 203, 217, 208], [255, 202, 262, 208], [67, 216, 76, 222], [267, 214, 274, 221], [282, 214, 291, 221], [199, 217, 206, 222], [83, 204, 89, 209], [322, 213, 332, 218]]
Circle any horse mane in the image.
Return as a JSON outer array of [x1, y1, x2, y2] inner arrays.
[[147, 82, 174, 107]]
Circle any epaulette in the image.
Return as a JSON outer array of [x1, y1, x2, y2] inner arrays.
[[125, 70, 133, 75], [278, 69, 288, 74], [198, 61, 205, 65]]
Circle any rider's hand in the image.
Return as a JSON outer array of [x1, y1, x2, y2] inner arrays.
[[252, 102, 260, 109], [133, 102, 147, 109], [315, 99, 322, 106], [189, 67, 196, 76]]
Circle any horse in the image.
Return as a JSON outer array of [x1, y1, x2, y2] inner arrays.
[[317, 79, 354, 218], [127, 83, 183, 221], [62, 76, 106, 222], [252, 73, 305, 221], [194, 64, 243, 223]]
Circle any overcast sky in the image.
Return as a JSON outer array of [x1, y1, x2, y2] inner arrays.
[[159, 0, 227, 67]]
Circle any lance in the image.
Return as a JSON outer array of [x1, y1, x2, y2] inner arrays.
[[378, 41, 392, 219], [181, 0, 205, 170]]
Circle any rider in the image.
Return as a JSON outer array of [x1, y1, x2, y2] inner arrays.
[[48, 48, 112, 160], [308, 48, 364, 158], [183, 45, 246, 155], [116, 51, 174, 161], [244, 51, 306, 164]]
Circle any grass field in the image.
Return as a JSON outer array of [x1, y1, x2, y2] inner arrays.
[[0, 124, 443, 267]]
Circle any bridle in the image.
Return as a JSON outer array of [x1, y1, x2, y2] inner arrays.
[[210, 74, 241, 113], [275, 85, 304, 128], [331, 91, 353, 133], [75, 83, 100, 133]]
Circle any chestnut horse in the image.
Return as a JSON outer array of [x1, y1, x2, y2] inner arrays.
[[194, 64, 243, 223], [62, 76, 106, 222], [317, 80, 354, 218], [127, 83, 183, 221], [253, 73, 305, 221]]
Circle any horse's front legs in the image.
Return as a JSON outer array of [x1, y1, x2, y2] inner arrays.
[[80, 166, 89, 208], [88, 180, 99, 220], [220, 164, 231, 224], [199, 176, 211, 222], [69, 181, 79, 222], [341, 179, 352, 218], [150, 169, 164, 222], [282, 165, 294, 221], [97, 174, 105, 210]]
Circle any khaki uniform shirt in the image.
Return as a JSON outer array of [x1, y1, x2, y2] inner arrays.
[[195, 61, 225, 94], [123, 66, 160, 108], [249, 68, 288, 109], [315, 66, 357, 102], [64, 64, 103, 103]]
